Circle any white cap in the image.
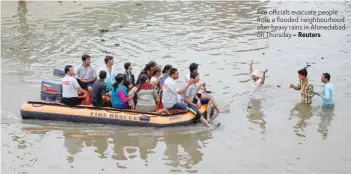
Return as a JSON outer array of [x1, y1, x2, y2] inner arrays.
[[251, 69, 260, 77]]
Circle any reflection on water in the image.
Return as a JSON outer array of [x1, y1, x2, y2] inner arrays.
[[21, 125, 212, 172], [290, 103, 314, 138], [317, 107, 335, 139], [2, 1, 351, 173], [247, 99, 266, 135]]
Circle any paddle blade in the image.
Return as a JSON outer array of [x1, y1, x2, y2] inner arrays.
[[53, 68, 65, 77]]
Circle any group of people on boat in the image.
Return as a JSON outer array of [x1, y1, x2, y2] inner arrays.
[[60, 54, 335, 127], [61, 54, 221, 127]]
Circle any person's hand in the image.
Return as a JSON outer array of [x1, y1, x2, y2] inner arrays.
[[314, 92, 320, 96], [264, 69, 268, 73], [289, 84, 294, 88], [250, 60, 254, 65], [189, 79, 196, 85], [197, 100, 201, 108], [129, 94, 135, 99]]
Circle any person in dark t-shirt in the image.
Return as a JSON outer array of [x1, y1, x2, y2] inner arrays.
[[92, 70, 109, 107]]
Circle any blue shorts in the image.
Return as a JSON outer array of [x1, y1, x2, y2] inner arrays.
[[168, 103, 188, 110], [193, 98, 210, 104]]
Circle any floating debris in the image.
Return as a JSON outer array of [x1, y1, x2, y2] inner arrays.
[[58, 1, 62, 3], [73, 1, 76, 3], [98, 29, 109, 33], [147, 24, 151, 26], [101, 39, 105, 42], [135, 2, 142, 6], [114, 43, 120, 47], [9, 47, 14, 51], [262, 52, 265, 55], [119, 25, 123, 28], [101, 50, 111, 54], [277, 85, 281, 87], [321, 57, 324, 60]]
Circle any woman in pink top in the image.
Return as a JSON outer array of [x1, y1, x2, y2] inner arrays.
[[111, 74, 134, 109]]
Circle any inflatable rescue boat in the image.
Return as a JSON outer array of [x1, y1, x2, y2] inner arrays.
[[20, 101, 215, 127]]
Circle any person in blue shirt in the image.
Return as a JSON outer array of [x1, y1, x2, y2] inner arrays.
[[315, 73, 335, 108]]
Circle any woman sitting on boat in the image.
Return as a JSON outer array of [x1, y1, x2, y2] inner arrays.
[[111, 74, 134, 109], [128, 74, 160, 112]]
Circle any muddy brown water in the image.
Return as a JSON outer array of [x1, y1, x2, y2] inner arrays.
[[1, 1, 351, 174]]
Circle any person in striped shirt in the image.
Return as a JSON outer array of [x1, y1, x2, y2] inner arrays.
[[290, 68, 314, 104]]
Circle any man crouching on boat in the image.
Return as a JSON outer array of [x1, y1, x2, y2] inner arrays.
[[162, 68, 211, 127], [61, 65, 89, 106]]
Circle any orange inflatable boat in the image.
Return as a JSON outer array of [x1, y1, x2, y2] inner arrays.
[[20, 101, 215, 127]]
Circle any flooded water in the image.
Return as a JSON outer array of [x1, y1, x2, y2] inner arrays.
[[1, 1, 351, 174]]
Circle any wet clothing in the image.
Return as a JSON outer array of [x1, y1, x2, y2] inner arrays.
[[320, 82, 335, 107], [128, 83, 159, 112], [293, 80, 314, 104], [92, 79, 107, 107], [249, 79, 263, 99]]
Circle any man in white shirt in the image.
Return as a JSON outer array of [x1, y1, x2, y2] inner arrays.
[[162, 68, 195, 110], [98, 55, 117, 92], [62, 65, 88, 106], [249, 60, 268, 99]]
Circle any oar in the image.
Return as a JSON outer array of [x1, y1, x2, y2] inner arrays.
[[53, 68, 65, 78]]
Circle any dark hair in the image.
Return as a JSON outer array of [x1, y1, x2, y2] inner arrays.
[[82, 54, 90, 61], [145, 61, 157, 71], [136, 74, 148, 94], [190, 72, 199, 79], [169, 68, 178, 76], [323, 73, 331, 81], [162, 64, 172, 73], [64, 65, 73, 74], [298, 68, 308, 77], [99, 70, 107, 79], [189, 63, 198, 72], [113, 73, 124, 92], [124, 62, 131, 70], [152, 67, 161, 76], [104, 56, 113, 64]]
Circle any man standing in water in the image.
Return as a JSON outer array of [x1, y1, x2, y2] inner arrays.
[[249, 60, 268, 99], [290, 68, 314, 104], [315, 73, 335, 108]]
